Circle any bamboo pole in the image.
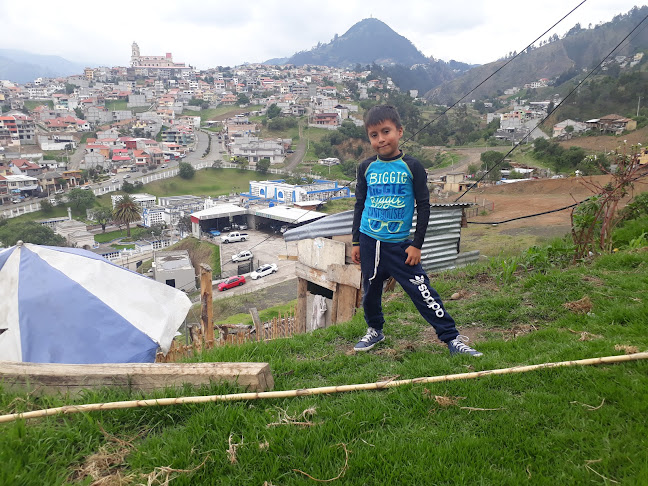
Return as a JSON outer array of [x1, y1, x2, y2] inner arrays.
[[2, 353, 646, 424]]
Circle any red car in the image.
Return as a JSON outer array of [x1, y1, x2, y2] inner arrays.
[[218, 275, 246, 291]]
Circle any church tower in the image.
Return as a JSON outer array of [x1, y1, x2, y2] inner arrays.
[[131, 42, 140, 67]]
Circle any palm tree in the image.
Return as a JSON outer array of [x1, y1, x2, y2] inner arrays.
[[112, 194, 141, 237]]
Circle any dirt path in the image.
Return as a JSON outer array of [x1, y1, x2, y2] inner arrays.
[[427, 147, 509, 177]]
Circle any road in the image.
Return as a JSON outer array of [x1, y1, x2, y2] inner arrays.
[[283, 120, 307, 172], [211, 228, 298, 300]]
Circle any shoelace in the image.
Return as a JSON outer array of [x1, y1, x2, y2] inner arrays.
[[452, 335, 476, 352], [360, 328, 379, 342]]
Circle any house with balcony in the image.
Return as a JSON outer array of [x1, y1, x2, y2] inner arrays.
[[0, 114, 36, 146], [229, 137, 288, 165], [309, 112, 340, 128], [4, 174, 39, 197], [37, 170, 64, 194]]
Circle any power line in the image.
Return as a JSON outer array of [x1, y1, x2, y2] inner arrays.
[[465, 164, 648, 225], [454, 11, 648, 203], [399, 0, 588, 148]]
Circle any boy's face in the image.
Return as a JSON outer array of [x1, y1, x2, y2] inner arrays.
[[366, 119, 403, 159]]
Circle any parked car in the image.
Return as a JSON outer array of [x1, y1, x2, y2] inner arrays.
[[217, 275, 246, 291], [124, 174, 131, 179], [221, 231, 249, 243], [231, 250, 253, 262], [250, 263, 278, 280]]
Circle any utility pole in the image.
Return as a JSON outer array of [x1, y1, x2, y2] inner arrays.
[[638, 96, 642, 118]]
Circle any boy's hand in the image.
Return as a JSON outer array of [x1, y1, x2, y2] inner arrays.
[[352, 246, 361, 264], [404, 246, 421, 266]]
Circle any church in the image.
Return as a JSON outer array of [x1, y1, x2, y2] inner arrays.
[[130, 42, 192, 78]]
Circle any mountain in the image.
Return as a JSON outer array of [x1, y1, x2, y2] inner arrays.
[[426, 6, 648, 104], [264, 18, 476, 93], [275, 18, 430, 68], [0, 49, 88, 84]]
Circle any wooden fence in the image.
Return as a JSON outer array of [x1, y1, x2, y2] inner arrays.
[[465, 198, 495, 218], [156, 309, 301, 363]]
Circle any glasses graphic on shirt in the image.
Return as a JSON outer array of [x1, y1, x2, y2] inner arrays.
[[367, 219, 404, 233]]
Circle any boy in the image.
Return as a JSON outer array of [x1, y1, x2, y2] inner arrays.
[[351, 105, 482, 356]]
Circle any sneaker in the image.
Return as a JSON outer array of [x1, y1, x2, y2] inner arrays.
[[448, 335, 483, 357], [354, 327, 385, 352]]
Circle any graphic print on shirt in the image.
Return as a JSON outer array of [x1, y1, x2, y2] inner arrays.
[[360, 158, 415, 243]]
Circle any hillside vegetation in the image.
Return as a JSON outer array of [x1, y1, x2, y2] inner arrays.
[[2, 212, 647, 484], [428, 6, 648, 104]]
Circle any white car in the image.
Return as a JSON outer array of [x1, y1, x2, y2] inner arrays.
[[250, 263, 278, 280], [232, 250, 253, 262]]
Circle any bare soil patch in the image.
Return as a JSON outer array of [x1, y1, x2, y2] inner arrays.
[[457, 176, 648, 255], [559, 126, 648, 153]]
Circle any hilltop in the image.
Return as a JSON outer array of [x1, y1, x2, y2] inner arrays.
[[427, 6, 648, 104]]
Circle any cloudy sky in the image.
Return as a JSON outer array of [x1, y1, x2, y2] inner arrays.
[[1, 0, 643, 69]]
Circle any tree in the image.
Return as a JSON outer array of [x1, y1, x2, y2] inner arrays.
[[93, 207, 113, 233], [237, 94, 250, 105], [178, 162, 195, 179], [0, 220, 66, 246], [40, 199, 54, 214], [177, 215, 192, 237], [480, 150, 506, 167], [67, 188, 95, 212], [266, 104, 281, 119], [122, 181, 136, 193], [256, 158, 271, 174], [74, 107, 85, 120], [112, 194, 141, 237]]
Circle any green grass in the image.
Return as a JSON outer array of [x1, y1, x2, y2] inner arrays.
[[319, 198, 355, 214], [143, 168, 273, 197], [190, 105, 264, 124], [2, 246, 648, 484], [24, 100, 53, 110]]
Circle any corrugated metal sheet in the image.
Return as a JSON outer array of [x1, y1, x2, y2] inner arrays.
[[283, 204, 478, 272]]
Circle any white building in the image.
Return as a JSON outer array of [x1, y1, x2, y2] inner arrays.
[[111, 193, 156, 209]]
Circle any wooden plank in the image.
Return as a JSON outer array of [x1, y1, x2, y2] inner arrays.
[[294, 262, 337, 291], [278, 254, 298, 261], [0, 361, 274, 396], [332, 234, 354, 264], [200, 263, 214, 342], [327, 264, 362, 289], [336, 284, 358, 323], [297, 237, 345, 271]]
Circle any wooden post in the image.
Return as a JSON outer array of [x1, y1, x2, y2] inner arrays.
[[295, 277, 308, 333], [249, 307, 262, 342], [330, 283, 340, 325], [200, 264, 214, 343]]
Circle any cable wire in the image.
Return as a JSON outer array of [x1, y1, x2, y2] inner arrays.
[[454, 11, 648, 203], [399, 0, 588, 148]]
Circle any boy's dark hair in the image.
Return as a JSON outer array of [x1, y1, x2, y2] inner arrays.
[[364, 104, 402, 132]]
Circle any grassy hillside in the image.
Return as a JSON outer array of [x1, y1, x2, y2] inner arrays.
[[142, 168, 274, 198], [2, 231, 647, 484]]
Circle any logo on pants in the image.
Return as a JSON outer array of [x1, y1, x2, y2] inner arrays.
[[410, 275, 445, 318]]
